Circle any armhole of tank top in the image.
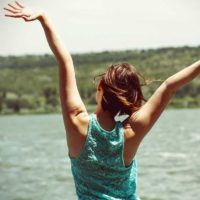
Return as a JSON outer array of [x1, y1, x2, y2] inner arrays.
[[120, 122, 134, 169], [69, 113, 93, 161], [120, 122, 126, 168]]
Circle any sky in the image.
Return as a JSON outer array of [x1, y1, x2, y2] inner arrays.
[[0, 0, 200, 56]]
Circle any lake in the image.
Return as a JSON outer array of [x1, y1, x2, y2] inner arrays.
[[0, 109, 200, 200]]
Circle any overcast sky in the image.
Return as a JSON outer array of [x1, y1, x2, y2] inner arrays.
[[0, 0, 200, 56]]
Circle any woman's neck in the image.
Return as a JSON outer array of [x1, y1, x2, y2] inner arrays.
[[95, 108, 116, 131]]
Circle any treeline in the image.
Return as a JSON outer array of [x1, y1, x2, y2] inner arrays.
[[0, 46, 200, 114], [1, 46, 200, 68]]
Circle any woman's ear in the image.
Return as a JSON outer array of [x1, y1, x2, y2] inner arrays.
[[97, 81, 103, 91]]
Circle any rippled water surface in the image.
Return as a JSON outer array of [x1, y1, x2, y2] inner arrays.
[[0, 109, 200, 200]]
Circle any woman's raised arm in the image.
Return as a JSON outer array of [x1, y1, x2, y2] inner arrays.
[[130, 60, 200, 139], [4, 1, 87, 126]]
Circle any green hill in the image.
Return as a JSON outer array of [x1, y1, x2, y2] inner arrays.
[[0, 46, 200, 114]]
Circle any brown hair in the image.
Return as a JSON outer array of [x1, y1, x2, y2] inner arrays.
[[96, 63, 146, 116]]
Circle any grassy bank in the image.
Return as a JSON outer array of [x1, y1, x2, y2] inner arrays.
[[0, 46, 200, 115]]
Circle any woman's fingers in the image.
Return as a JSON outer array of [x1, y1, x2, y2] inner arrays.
[[4, 2, 38, 21], [4, 6, 23, 18], [22, 16, 33, 22], [5, 13, 23, 18], [4, 7, 18, 14], [8, 3, 20, 10], [15, 1, 24, 9]]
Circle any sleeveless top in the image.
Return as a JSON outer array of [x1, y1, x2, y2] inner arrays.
[[69, 113, 138, 200]]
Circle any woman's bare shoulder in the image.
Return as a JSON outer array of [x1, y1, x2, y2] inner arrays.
[[122, 119, 136, 139]]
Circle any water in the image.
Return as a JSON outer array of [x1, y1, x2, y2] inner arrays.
[[0, 109, 200, 200]]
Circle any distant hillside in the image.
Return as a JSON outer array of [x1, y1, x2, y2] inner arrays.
[[0, 46, 199, 114]]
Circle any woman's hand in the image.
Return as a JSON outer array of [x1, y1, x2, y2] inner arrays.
[[4, 1, 44, 22]]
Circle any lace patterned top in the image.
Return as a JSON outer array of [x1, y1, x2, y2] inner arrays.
[[69, 113, 139, 200]]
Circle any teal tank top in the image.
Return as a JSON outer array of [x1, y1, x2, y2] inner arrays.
[[69, 113, 138, 200]]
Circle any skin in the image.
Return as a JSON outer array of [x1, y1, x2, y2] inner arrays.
[[4, 1, 200, 166]]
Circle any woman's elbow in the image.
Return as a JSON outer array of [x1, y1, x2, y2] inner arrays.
[[162, 79, 176, 95]]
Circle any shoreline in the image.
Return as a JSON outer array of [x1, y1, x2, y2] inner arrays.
[[0, 106, 199, 116]]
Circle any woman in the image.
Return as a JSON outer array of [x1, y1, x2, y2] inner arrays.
[[4, 2, 200, 200]]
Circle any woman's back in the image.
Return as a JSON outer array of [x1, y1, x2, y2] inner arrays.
[[69, 113, 139, 200]]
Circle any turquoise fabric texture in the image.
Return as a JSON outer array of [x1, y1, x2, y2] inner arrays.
[[70, 113, 138, 200]]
